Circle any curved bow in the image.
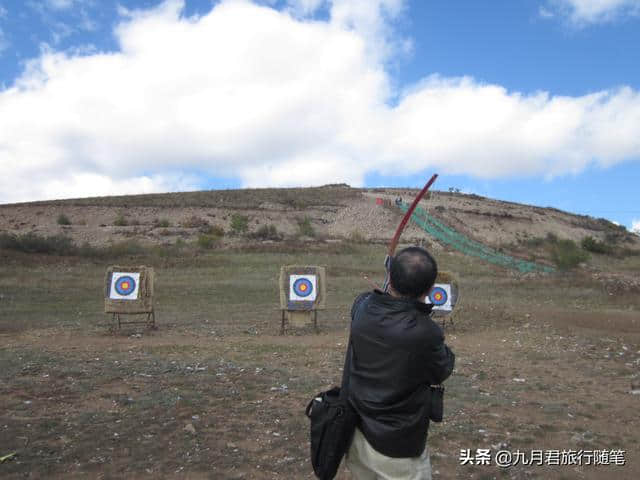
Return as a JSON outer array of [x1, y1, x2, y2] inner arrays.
[[382, 173, 438, 292]]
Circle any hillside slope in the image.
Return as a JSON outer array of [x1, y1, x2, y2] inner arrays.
[[1, 186, 638, 264]]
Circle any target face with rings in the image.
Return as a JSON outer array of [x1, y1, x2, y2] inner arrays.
[[109, 272, 140, 300], [429, 286, 447, 305], [289, 274, 317, 301], [293, 278, 313, 297], [425, 283, 452, 311], [115, 276, 136, 296]]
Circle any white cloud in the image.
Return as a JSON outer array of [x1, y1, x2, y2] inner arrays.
[[632, 220, 640, 234], [546, 0, 640, 24], [6, 172, 201, 204], [1, 0, 640, 203]]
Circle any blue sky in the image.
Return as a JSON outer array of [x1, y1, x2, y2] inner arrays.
[[0, 0, 639, 231]]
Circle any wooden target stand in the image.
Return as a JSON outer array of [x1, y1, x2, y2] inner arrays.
[[279, 266, 326, 334], [104, 266, 156, 330], [110, 311, 156, 329], [424, 270, 460, 330]]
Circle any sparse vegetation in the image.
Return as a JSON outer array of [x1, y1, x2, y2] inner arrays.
[[182, 215, 209, 229], [297, 216, 315, 237], [0, 233, 150, 259], [581, 236, 613, 254], [549, 238, 589, 270], [604, 230, 628, 244], [56, 213, 71, 225], [230, 214, 249, 235], [19, 185, 358, 209], [103, 239, 146, 257], [523, 237, 545, 248], [0, 232, 75, 255], [154, 218, 171, 228], [250, 224, 281, 241], [1, 239, 640, 479], [197, 234, 219, 249], [348, 229, 366, 243], [203, 224, 225, 237], [114, 214, 128, 226]]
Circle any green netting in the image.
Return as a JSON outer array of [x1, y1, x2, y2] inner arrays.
[[399, 203, 554, 274]]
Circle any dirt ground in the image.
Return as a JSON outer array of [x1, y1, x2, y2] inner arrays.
[[1, 243, 639, 479]]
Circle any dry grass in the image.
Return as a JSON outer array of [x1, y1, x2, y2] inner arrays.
[[0, 244, 639, 479], [7, 185, 359, 209]]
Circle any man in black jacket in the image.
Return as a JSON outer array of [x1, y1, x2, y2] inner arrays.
[[346, 246, 455, 480]]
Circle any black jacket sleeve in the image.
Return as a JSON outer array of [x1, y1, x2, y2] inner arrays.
[[424, 324, 455, 385], [351, 291, 373, 321]]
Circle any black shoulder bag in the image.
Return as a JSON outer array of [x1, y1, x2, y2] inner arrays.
[[305, 338, 358, 480]]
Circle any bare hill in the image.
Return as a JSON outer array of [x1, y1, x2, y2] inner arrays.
[[1, 185, 638, 263]]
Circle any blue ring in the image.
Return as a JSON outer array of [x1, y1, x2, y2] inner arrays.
[[115, 275, 136, 296], [293, 278, 313, 298], [429, 286, 448, 306]]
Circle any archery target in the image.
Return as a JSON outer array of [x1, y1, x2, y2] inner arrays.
[[289, 274, 317, 301], [109, 272, 140, 300], [425, 284, 452, 311]]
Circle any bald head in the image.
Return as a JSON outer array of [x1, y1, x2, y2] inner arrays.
[[389, 247, 438, 299]]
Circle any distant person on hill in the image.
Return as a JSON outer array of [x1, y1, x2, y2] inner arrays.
[[345, 246, 455, 480]]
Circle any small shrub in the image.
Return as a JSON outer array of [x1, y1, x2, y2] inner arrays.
[[348, 229, 366, 243], [230, 214, 249, 235], [549, 239, 589, 270], [523, 237, 544, 248], [197, 234, 219, 249], [114, 214, 128, 226], [251, 224, 281, 240], [281, 194, 306, 209], [0, 232, 76, 255], [26, 233, 75, 254], [546, 232, 558, 244], [297, 216, 315, 237], [0, 233, 19, 250], [57, 214, 71, 225], [204, 225, 225, 237], [581, 236, 613, 254], [154, 218, 171, 228]]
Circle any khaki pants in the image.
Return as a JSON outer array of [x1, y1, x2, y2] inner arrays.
[[345, 428, 432, 480]]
